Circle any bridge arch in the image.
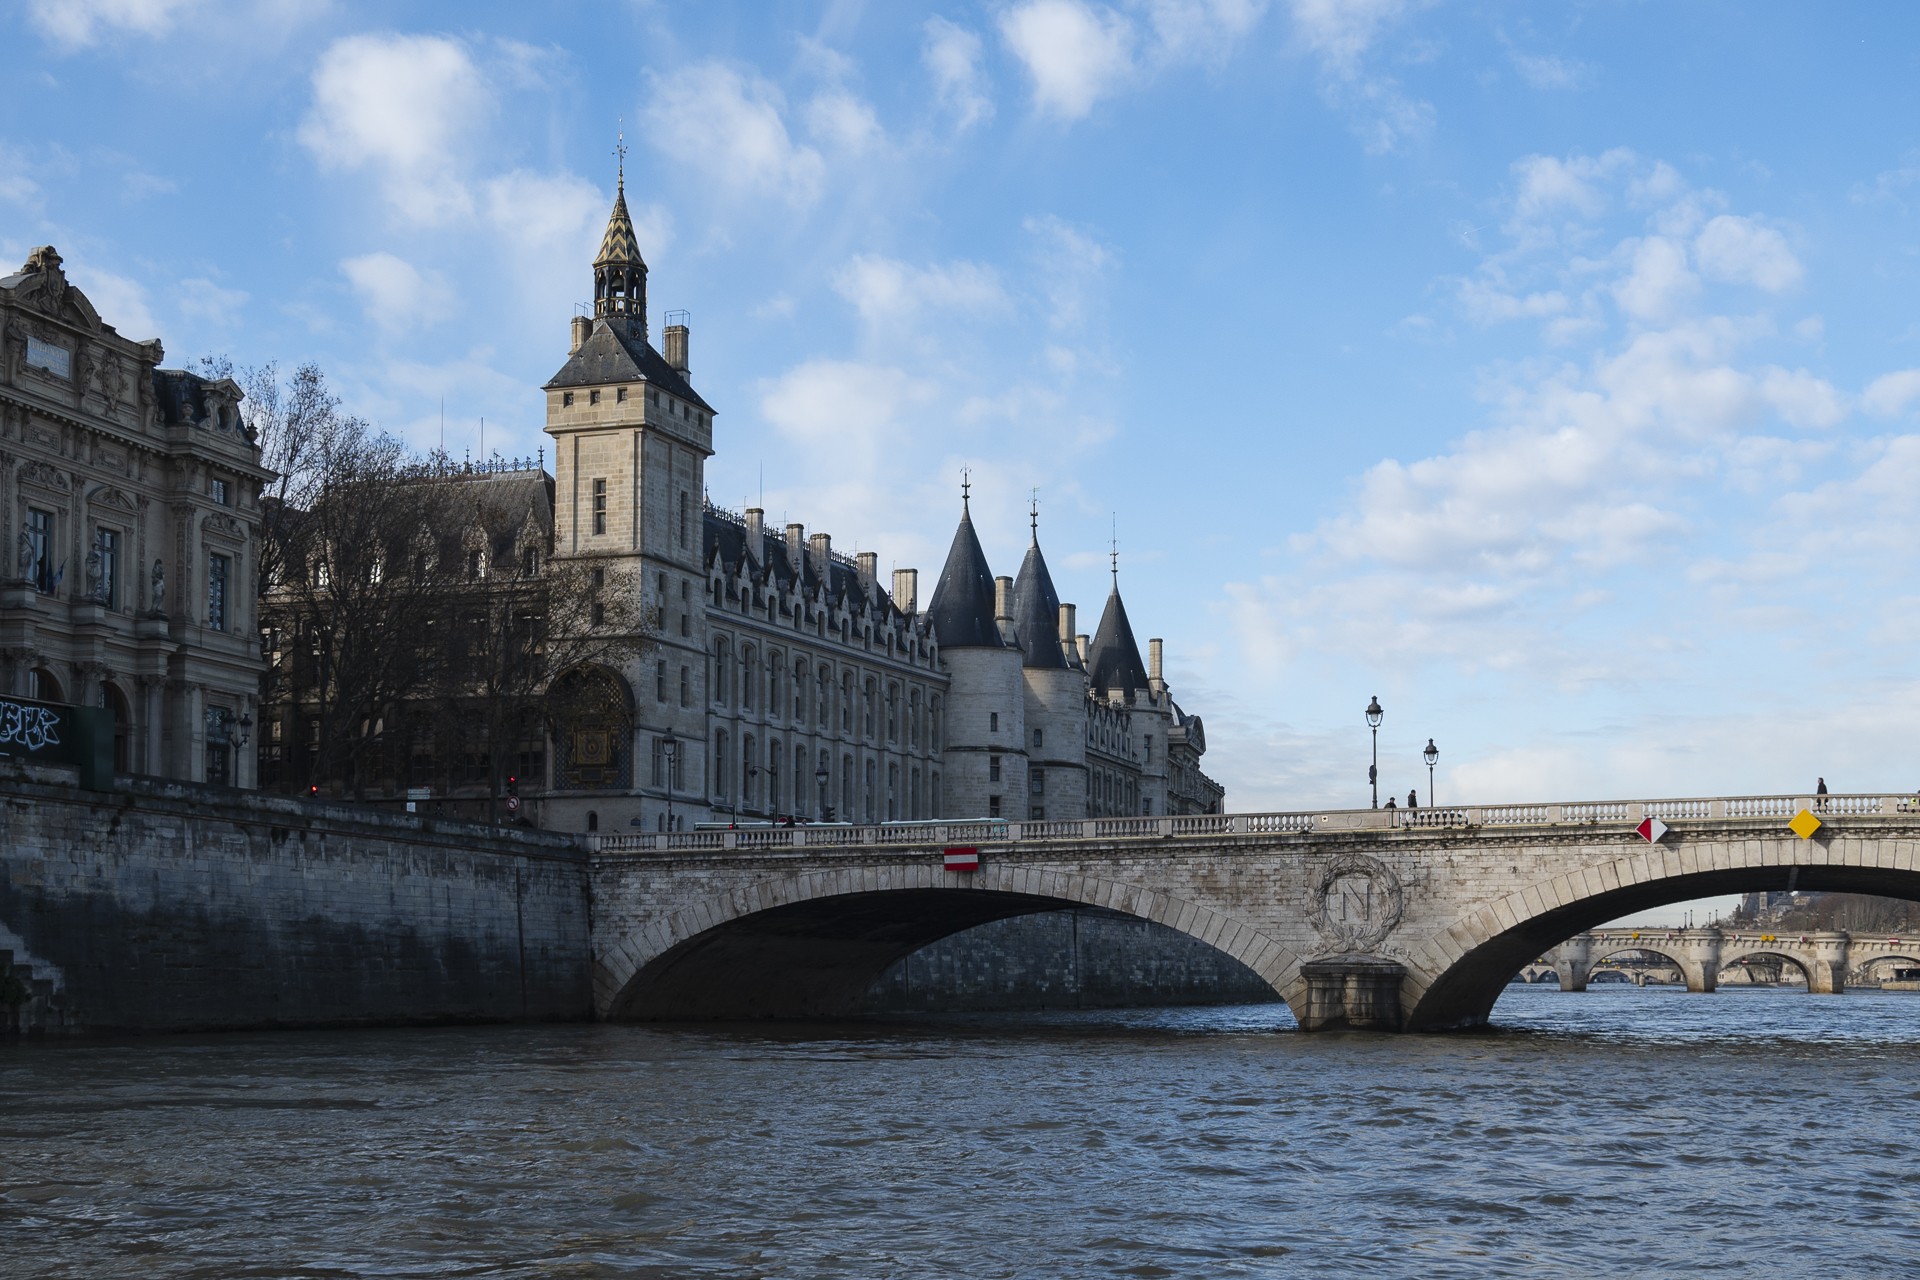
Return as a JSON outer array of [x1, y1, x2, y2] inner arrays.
[[1716, 948, 1814, 985], [598, 862, 1303, 1021], [1401, 837, 1920, 1030]]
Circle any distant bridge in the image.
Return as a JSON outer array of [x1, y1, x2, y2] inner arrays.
[[1537, 926, 1920, 992], [591, 791, 1920, 1031]]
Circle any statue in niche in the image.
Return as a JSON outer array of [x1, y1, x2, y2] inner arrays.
[[17, 525, 35, 581], [83, 538, 103, 601], [150, 558, 165, 614]]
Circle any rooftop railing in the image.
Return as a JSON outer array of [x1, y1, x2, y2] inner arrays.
[[590, 792, 1916, 855]]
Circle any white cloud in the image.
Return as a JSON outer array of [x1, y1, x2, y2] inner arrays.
[[805, 89, 883, 154], [341, 252, 453, 334], [1024, 215, 1114, 330], [1507, 47, 1588, 91], [923, 17, 994, 130], [1142, 0, 1269, 60], [999, 0, 1137, 120], [1758, 367, 1846, 430], [26, 0, 202, 48], [1694, 214, 1803, 292], [1285, 0, 1406, 72], [298, 34, 490, 225], [1611, 235, 1698, 323], [758, 359, 938, 453], [1862, 369, 1920, 419], [643, 63, 825, 207], [1508, 150, 1631, 225], [174, 278, 248, 327], [833, 256, 1006, 325]]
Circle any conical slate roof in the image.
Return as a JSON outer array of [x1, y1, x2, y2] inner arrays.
[[1087, 582, 1149, 697], [595, 182, 645, 269], [1010, 535, 1067, 670], [924, 502, 1004, 649]]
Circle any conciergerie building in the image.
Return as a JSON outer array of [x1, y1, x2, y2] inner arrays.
[[536, 171, 1223, 833]]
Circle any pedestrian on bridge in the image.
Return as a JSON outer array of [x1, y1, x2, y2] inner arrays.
[[1817, 777, 1829, 811], [1407, 789, 1419, 809], [1384, 796, 1396, 811]]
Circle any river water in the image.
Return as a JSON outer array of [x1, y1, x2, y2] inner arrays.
[[5, 986, 1919, 1278]]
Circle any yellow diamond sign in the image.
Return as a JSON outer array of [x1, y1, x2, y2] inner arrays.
[[1789, 809, 1822, 840]]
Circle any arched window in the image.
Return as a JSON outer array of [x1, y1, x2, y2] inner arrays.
[[841, 671, 853, 731], [887, 763, 900, 821], [908, 689, 920, 749], [930, 697, 942, 752], [713, 730, 730, 800], [27, 668, 62, 701], [793, 658, 807, 721], [817, 667, 830, 728], [743, 734, 757, 809], [864, 758, 876, 822], [795, 744, 808, 814], [741, 645, 757, 710], [768, 741, 782, 813], [863, 677, 876, 738], [587, 811, 599, 832], [841, 753, 853, 820], [549, 665, 635, 790], [886, 682, 899, 743], [99, 682, 131, 772], [769, 652, 783, 717]]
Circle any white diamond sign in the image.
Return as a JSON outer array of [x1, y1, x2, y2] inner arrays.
[[1635, 817, 1669, 843]]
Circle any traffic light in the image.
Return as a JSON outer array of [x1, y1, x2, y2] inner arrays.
[[506, 775, 519, 797], [309, 784, 319, 798]]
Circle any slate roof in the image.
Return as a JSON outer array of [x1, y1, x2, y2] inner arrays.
[[595, 184, 646, 269], [923, 503, 1005, 649], [1087, 582, 1149, 697], [543, 318, 711, 410], [1010, 535, 1068, 670], [703, 511, 902, 622]]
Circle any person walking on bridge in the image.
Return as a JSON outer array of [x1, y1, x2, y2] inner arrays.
[[1816, 777, 1829, 812], [1407, 789, 1418, 809]]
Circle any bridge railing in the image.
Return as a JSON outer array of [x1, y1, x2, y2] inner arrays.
[[588, 792, 1920, 855]]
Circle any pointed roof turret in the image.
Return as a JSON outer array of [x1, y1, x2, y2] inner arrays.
[[1087, 537, 1148, 696], [1011, 499, 1067, 670], [924, 477, 1005, 649], [592, 135, 648, 339]]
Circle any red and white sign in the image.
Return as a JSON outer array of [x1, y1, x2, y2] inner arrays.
[[505, 795, 521, 813], [1635, 817, 1669, 843], [943, 846, 979, 872]]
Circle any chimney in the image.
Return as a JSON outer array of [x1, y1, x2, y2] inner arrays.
[[744, 507, 764, 544], [856, 551, 878, 591], [786, 523, 805, 568], [664, 319, 690, 376], [1076, 634, 1091, 666], [1149, 638, 1165, 694], [808, 532, 832, 574], [1058, 603, 1076, 644], [570, 314, 591, 354], [891, 568, 918, 614], [994, 575, 1013, 622]]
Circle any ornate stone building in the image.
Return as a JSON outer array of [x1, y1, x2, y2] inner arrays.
[[0, 247, 268, 783]]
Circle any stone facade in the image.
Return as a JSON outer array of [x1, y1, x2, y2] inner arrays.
[[0, 247, 269, 783]]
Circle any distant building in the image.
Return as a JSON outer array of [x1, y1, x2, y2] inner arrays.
[[0, 246, 268, 783], [531, 171, 1222, 831], [248, 169, 1223, 825]]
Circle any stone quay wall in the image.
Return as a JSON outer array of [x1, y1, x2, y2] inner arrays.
[[861, 908, 1279, 1012], [0, 761, 593, 1034]]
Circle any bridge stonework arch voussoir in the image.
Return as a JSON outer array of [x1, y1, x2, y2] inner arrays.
[[1400, 830, 1920, 1030], [593, 859, 1305, 1022]]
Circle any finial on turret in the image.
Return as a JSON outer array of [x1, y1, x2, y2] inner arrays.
[[1030, 488, 1039, 538], [1110, 516, 1119, 582], [615, 121, 627, 191], [961, 467, 971, 511]]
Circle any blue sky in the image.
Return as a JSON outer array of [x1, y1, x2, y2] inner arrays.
[[9, 0, 1920, 860]]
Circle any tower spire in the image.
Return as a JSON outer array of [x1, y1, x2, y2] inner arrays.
[[593, 134, 647, 340], [1030, 488, 1039, 539]]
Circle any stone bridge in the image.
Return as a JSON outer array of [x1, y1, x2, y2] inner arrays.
[[1542, 927, 1920, 993], [590, 792, 1920, 1031]]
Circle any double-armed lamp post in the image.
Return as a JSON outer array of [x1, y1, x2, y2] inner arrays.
[[1365, 695, 1383, 808]]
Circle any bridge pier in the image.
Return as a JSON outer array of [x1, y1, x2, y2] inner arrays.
[[1808, 932, 1849, 994], [1554, 935, 1591, 992], [1676, 928, 1722, 993], [1300, 955, 1406, 1031]]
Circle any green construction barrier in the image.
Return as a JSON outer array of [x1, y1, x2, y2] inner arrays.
[[0, 693, 114, 790]]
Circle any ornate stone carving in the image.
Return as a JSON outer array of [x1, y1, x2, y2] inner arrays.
[[1308, 852, 1406, 953], [150, 558, 166, 614], [17, 460, 71, 492]]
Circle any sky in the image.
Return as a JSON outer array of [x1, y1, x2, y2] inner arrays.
[[8, 2, 1920, 917]]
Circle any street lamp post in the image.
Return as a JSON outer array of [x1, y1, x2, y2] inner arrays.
[[1424, 738, 1438, 809], [816, 759, 830, 821], [661, 730, 678, 833], [1365, 696, 1383, 809]]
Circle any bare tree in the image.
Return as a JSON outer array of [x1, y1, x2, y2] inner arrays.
[[423, 551, 654, 820]]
